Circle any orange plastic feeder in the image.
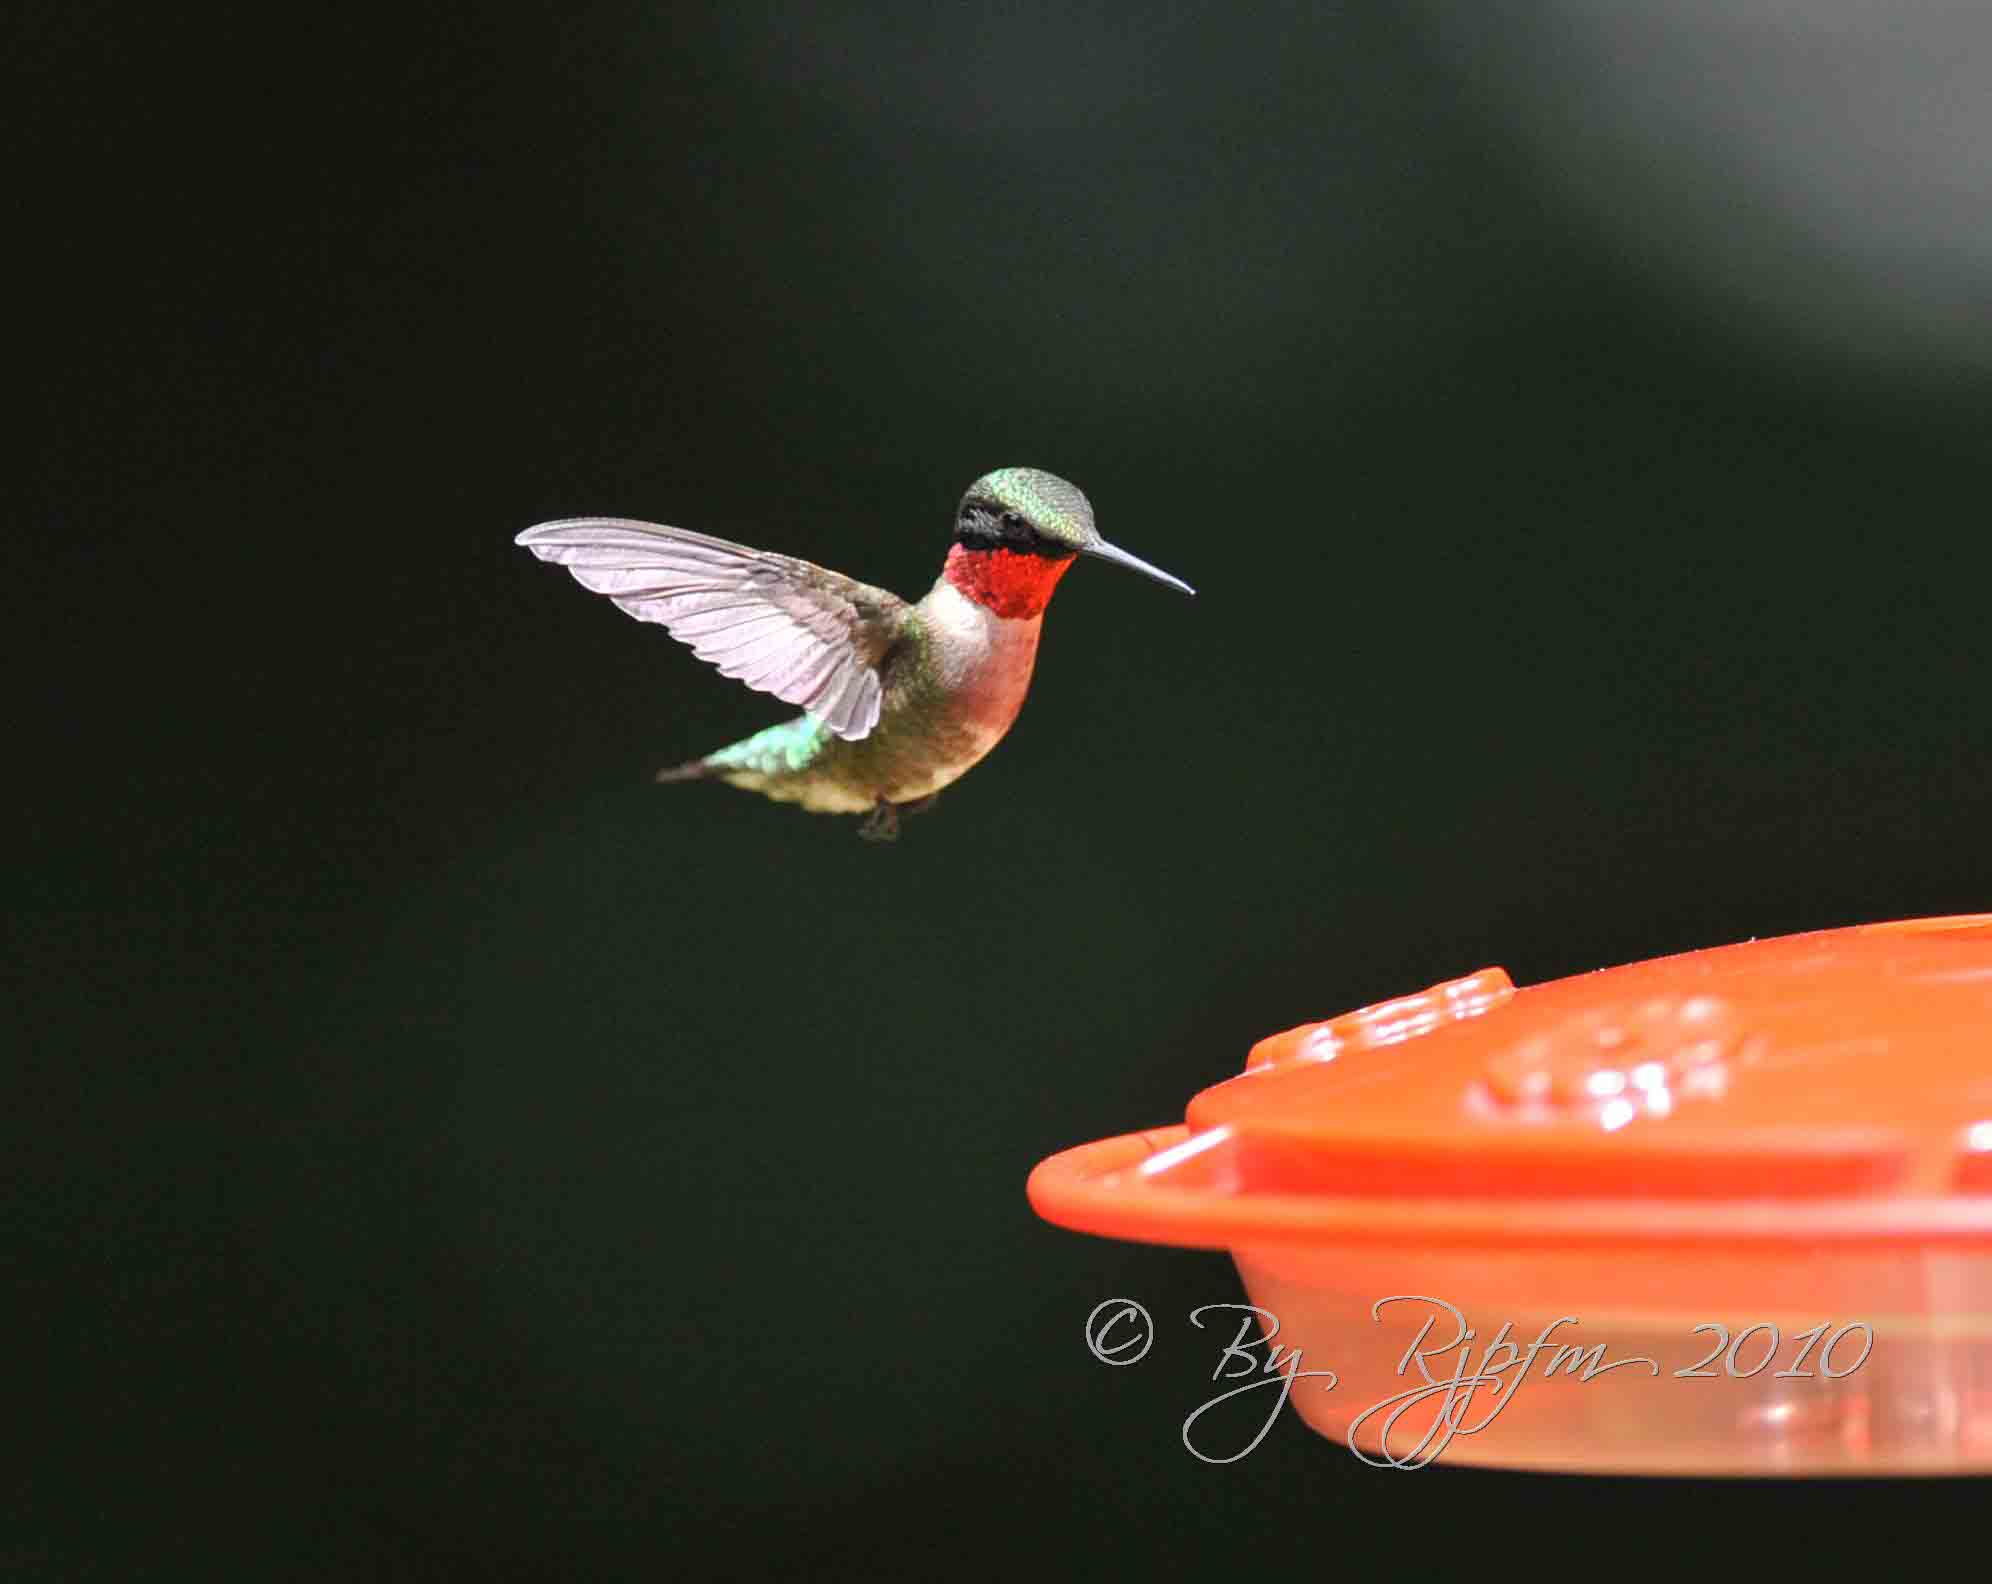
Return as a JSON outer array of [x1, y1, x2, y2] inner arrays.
[[1028, 916, 1992, 1474]]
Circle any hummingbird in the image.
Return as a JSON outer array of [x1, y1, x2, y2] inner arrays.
[[515, 468, 1194, 839]]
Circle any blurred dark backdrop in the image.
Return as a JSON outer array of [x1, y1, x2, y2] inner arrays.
[[16, 1, 1992, 1574]]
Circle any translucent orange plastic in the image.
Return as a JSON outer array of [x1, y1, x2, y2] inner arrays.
[[1029, 917, 1992, 1474]]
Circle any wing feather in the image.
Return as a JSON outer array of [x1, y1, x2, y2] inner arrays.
[[517, 516, 911, 741], [766, 643, 845, 702]]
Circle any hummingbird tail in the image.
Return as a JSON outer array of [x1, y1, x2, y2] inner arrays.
[[654, 757, 717, 784]]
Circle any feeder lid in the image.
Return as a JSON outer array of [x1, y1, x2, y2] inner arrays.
[[1028, 916, 1992, 1250]]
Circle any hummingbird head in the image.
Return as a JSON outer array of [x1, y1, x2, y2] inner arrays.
[[955, 468, 1195, 596]]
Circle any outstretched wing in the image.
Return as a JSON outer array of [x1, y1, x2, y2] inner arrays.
[[515, 517, 911, 741]]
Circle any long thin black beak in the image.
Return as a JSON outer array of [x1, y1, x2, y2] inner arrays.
[[1082, 538, 1196, 596]]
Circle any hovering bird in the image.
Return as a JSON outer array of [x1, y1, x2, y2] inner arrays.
[[515, 468, 1194, 839]]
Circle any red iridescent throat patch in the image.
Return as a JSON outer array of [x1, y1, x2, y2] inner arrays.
[[942, 544, 1076, 619]]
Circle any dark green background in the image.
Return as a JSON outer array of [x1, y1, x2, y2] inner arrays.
[[18, 2, 1992, 1574]]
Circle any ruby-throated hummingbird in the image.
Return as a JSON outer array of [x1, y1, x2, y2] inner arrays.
[[516, 468, 1194, 839]]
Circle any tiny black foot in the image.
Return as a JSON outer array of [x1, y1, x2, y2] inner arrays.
[[859, 801, 901, 843], [897, 792, 942, 818]]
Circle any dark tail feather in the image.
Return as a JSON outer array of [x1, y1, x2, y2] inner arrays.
[[654, 757, 716, 784]]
